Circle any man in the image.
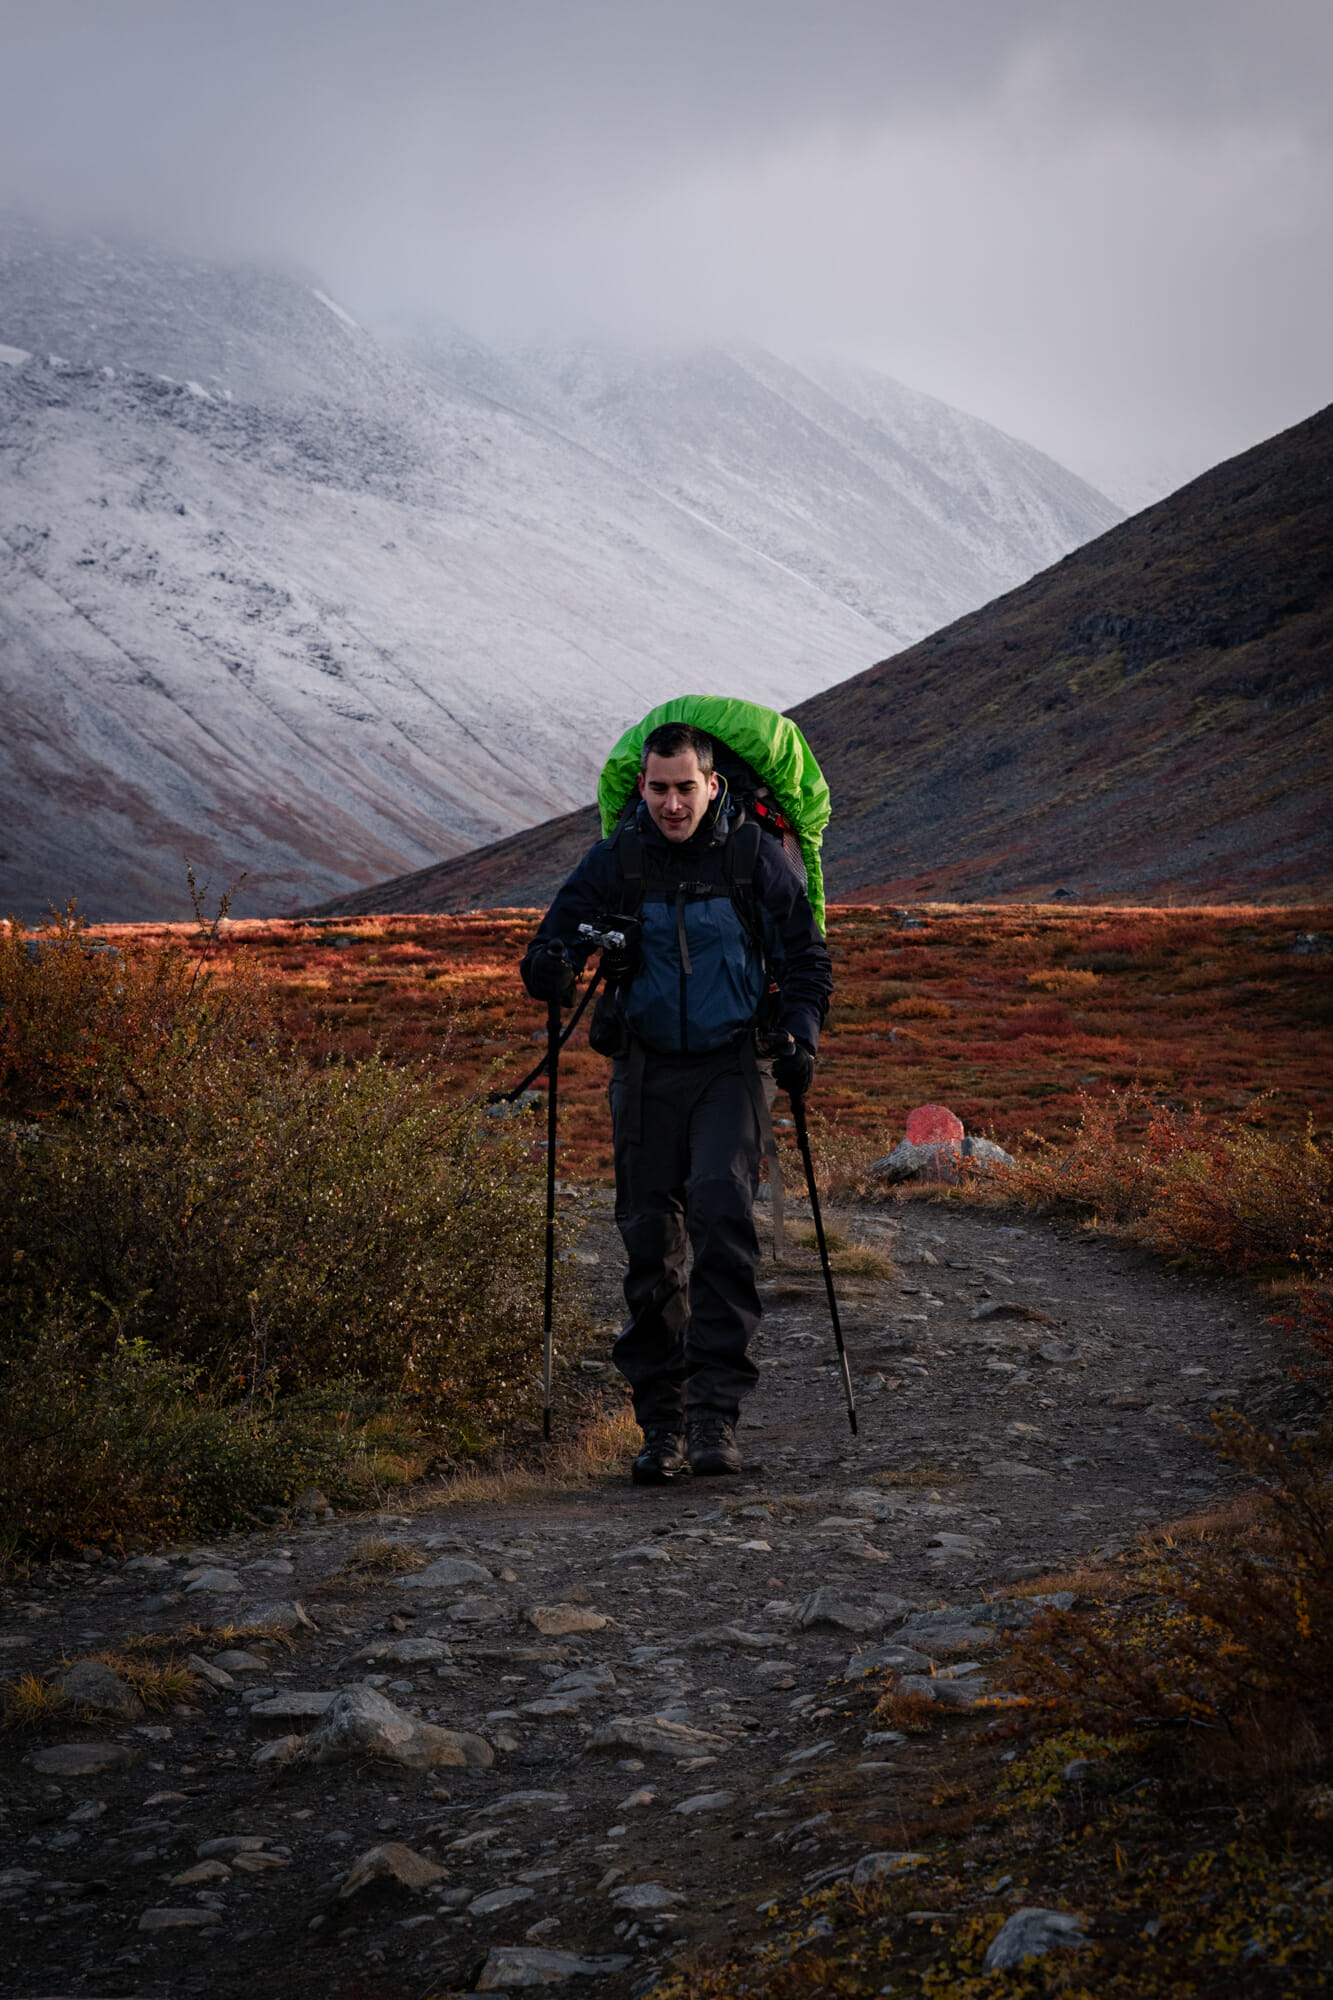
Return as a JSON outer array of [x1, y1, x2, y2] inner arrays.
[[521, 721, 833, 1483]]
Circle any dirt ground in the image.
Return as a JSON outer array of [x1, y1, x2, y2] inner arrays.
[[0, 1196, 1318, 2000]]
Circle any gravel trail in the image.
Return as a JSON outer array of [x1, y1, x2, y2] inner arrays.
[[0, 1201, 1312, 1999]]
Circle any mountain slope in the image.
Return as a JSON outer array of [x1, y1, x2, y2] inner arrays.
[[0, 217, 1118, 920], [411, 334, 1117, 658], [317, 403, 1332, 914]]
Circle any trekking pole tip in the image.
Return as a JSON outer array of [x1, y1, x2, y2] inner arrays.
[[543, 1408, 551, 1442]]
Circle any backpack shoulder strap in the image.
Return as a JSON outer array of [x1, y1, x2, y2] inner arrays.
[[616, 823, 646, 917], [725, 817, 762, 897], [725, 818, 771, 972]]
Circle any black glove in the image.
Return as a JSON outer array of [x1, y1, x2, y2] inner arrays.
[[772, 1038, 815, 1099], [522, 943, 575, 1007]]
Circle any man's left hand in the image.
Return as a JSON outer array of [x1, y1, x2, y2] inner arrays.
[[772, 1038, 815, 1099]]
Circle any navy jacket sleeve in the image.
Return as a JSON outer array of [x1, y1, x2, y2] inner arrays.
[[519, 839, 620, 994], [754, 842, 834, 1052]]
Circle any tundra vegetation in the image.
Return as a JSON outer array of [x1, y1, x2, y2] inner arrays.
[[4, 899, 1327, 1555]]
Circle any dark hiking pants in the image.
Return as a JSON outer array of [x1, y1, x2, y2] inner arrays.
[[609, 1043, 766, 1431]]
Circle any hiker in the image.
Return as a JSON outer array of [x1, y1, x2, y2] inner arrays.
[[520, 713, 833, 1484]]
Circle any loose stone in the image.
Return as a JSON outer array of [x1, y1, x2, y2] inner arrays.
[[591, 1715, 730, 1758], [54, 1660, 144, 1720], [795, 1589, 886, 1635], [187, 1652, 236, 1689], [240, 1600, 318, 1633], [248, 1690, 338, 1721], [983, 1907, 1089, 1971], [476, 1790, 570, 1818], [28, 1742, 136, 1777], [527, 1604, 609, 1636], [210, 1649, 270, 1672], [171, 1860, 232, 1886], [851, 1851, 928, 1885], [470, 1883, 535, 1915], [138, 1907, 223, 1930], [360, 1636, 451, 1663], [301, 1685, 493, 1770], [844, 1644, 931, 1680], [397, 1557, 491, 1590], [339, 1842, 448, 1897], [475, 1945, 632, 1988], [610, 1880, 685, 1912], [183, 1567, 243, 1596]]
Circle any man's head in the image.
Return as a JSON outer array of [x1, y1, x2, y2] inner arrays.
[[637, 723, 719, 843]]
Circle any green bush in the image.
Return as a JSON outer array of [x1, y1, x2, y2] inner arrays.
[[1, 906, 555, 1548], [2, 1046, 546, 1426], [0, 1310, 428, 1547]]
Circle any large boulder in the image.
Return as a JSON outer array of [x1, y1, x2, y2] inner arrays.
[[870, 1104, 1015, 1184], [871, 1138, 962, 1185], [301, 1685, 493, 1769]]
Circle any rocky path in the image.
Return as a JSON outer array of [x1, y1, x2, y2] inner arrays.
[[0, 1201, 1315, 2000]]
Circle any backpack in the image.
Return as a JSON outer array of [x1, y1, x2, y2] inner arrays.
[[596, 694, 831, 931], [588, 697, 829, 1058]]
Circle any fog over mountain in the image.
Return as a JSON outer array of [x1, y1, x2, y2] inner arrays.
[[0, 218, 1119, 919]]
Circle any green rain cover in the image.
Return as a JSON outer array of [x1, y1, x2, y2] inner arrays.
[[597, 695, 831, 931]]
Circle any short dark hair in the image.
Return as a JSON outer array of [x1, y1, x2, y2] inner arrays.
[[640, 722, 715, 775]]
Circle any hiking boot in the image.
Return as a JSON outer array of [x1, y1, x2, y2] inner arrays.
[[686, 1413, 741, 1477], [632, 1428, 688, 1486]]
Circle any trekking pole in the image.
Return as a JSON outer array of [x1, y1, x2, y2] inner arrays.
[[791, 1093, 858, 1436], [541, 949, 567, 1443]]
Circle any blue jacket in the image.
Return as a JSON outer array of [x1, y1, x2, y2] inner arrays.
[[523, 801, 833, 1055]]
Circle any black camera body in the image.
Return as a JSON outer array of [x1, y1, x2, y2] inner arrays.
[[583, 916, 642, 1057]]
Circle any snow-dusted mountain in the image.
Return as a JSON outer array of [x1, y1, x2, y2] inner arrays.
[[416, 336, 1118, 646], [0, 217, 1121, 918]]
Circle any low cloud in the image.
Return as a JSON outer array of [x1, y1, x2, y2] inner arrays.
[[2, 0, 1330, 499]]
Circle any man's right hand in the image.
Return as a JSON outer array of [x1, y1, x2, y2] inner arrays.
[[523, 943, 576, 1007], [772, 1037, 816, 1100]]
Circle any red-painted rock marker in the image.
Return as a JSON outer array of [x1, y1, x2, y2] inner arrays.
[[904, 1104, 965, 1147]]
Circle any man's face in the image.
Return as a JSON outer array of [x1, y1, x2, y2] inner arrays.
[[638, 749, 719, 842]]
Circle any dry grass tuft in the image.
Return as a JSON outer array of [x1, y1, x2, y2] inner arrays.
[[872, 1464, 954, 1489], [829, 1244, 895, 1278], [1, 1672, 68, 1728], [87, 1653, 198, 1709], [340, 1536, 428, 1577], [790, 1224, 895, 1279], [390, 1401, 641, 1516], [872, 1684, 944, 1733], [169, 1621, 294, 1653]]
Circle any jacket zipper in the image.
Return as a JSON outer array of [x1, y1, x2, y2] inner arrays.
[[675, 882, 691, 1052]]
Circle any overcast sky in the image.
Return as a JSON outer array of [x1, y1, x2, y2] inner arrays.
[[3, 0, 1331, 501]]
